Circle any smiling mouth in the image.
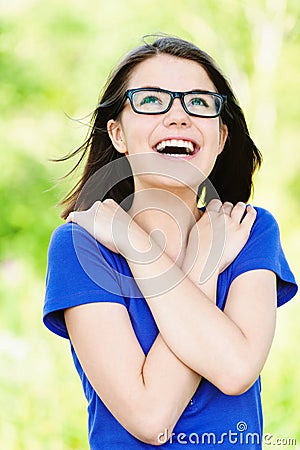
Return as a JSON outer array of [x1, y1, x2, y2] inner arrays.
[[154, 139, 197, 157]]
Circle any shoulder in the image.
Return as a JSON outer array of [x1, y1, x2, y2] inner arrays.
[[245, 206, 281, 248], [48, 222, 116, 264], [233, 205, 281, 262], [48, 222, 86, 254], [49, 221, 97, 249], [229, 205, 298, 306], [252, 206, 276, 220], [46, 222, 125, 294], [44, 223, 129, 339], [251, 206, 279, 233]]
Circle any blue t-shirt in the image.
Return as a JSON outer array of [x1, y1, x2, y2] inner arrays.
[[43, 207, 297, 449]]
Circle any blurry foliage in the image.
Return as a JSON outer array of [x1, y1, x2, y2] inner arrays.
[[0, 151, 61, 275], [0, 0, 299, 448]]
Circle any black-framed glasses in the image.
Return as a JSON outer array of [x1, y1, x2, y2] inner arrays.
[[124, 88, 227, 118]]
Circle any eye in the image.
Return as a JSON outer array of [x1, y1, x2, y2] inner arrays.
[[140, 95, 161, 106], [189, 97, 209, 107]]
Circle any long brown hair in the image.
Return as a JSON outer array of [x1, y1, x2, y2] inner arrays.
[[57, 35, 262, 219]]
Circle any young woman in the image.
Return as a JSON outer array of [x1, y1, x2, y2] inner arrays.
[[43, 36, 298, 449]]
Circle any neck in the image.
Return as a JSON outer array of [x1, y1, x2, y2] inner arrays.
[[128, 187, 201, 265]]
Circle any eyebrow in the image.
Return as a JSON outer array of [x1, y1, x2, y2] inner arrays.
[[138, 85, 161, 89], [132, 86, 215, 91]]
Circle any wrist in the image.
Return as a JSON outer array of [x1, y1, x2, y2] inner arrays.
[[183, 255, 219, 303], [117, 223, 153, 262], [198, 269, 219, 303]]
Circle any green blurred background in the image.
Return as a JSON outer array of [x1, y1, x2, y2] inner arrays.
[[0, 0, 299, 448]]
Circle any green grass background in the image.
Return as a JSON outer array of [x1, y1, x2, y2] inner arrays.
[[0, 0, 299, 448]]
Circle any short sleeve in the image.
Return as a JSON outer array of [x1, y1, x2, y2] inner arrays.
[[229, 207, 298, 307], [43, 223, 127, 339]]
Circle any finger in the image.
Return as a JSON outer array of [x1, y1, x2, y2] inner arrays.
[[222, 202, 234, 215], [90, 200, 102, 212], [103, 198, 118, 208], [231, 201, 246, 222], [206, 198, 222, 212], [66, 210, 85, 224], [66, 211, 75, 223], [241, 205, 257, 228]]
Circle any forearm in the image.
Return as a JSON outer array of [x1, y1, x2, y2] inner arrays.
[[122, 231, 248, 388], [181, 251, 219, 302], [67, 200, 271, 398], [138, 333, 200, 443], [116, 332, 201, 444], [65, 303, 200, 445]]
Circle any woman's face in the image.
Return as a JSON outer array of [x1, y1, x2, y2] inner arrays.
[[107, 54, 228, 192]]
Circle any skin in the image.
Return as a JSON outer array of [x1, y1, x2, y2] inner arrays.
[[64, 54, 277, 445]]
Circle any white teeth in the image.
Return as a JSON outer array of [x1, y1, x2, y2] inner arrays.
[[162, 153, 189, 157], [187, 141, 194, 153], [155, 139, 195, 154]]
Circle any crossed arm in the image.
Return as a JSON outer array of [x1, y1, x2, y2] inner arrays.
[[65, 200, 276, 445]]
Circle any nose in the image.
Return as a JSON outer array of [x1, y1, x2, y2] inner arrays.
[[163, 98, 191, 128]]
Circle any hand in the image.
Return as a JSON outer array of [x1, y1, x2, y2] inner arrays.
[[66, 199, 132, 254], [67, 199, 152, 259], [185, 200, 257, 283]]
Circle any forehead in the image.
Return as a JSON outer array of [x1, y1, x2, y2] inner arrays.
[[127, 54, 216, 92]]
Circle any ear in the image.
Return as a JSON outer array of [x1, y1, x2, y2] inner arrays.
[[218, 123, 228, 155], [107, 119, 128, 154]]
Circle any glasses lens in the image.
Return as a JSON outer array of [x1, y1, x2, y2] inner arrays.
[[132, 90, 170, 113], [184, 93, 222, 116]]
